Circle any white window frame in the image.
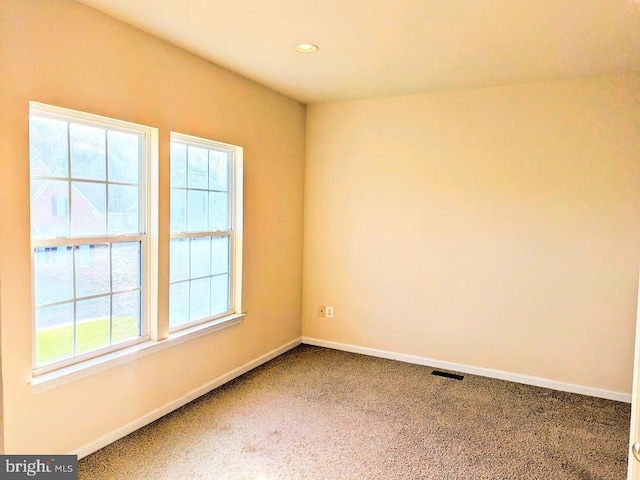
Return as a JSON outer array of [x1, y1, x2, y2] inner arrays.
[[169, 132, 243, 333], [29, 102, 159, 376]]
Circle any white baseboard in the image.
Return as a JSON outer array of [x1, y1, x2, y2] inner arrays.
[[74, 337, 302, 459], [301, 336, 631, 404]]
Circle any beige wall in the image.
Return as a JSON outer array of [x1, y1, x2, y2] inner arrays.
[[0, 0, 305, 453], [303, 74, 640, 395]]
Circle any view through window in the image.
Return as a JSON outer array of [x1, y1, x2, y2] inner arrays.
[[29, 104, 151, 371], [169, 133, 239, 330]]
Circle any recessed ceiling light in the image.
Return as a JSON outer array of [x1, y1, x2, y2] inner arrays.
[[295, 43, 319, 53]]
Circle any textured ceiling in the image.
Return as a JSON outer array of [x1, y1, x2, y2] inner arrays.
[[76, 0, 639, 103]]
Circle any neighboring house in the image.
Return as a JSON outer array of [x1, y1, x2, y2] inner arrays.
[[29, 148, 137, 238]]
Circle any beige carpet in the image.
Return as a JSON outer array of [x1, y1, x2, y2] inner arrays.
[[79, 345, 630, 479]]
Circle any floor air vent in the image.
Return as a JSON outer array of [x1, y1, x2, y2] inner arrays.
[[431, 370, 464, 381]]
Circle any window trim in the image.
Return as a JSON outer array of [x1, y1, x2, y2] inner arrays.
[[29, 102, 159, 376], [168, 131, 243, 333], [30, 313, 245, 393]]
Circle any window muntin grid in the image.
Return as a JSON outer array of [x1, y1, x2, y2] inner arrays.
[[30, 104, 150, 373], [169, 134, 235, 331]]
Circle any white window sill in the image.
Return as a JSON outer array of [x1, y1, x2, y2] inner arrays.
[[31, 313, 245, 393]]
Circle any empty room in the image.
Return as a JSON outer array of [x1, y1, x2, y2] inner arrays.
[[1, 0, 639, 478]]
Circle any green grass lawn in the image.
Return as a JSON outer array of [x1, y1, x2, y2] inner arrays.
[[36, 316, 139, 365]]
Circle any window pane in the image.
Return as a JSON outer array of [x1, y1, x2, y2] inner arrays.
[[170, 238, 189, 283], [112, 290, 141, 343], [108, 184, 139, 234], [211, 236, 229, 275], [71, 182, 106, 235], [107, 130, 139, 184], [211, 274, 229, 315], [76, 296, 110, 355], [35, 302, 74, 366], [112, 242, 140, 291], [34, 246, 73, 306], [30, 179, 69, 238], [70, 123, 106, 181], [30, 106, 152, 368], [169, 281, 189, 327], [191, 237, 210, 278], [170, 142, 186, 188], [169, 135, 239, 330], [187, 190, 207, 231], [75, 244, 110, 298], [209, 192, 228, 230], [209, 150, 228, 191], [30, 116, 68, 178], [170, 189, 186, 233], [187, 145, 208, 189], [190, 277, 210, 321]]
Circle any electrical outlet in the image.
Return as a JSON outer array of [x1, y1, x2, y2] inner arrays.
[[318, 306, 326, 317], [326, 306, 334, 318]]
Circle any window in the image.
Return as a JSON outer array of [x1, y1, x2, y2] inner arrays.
[[169, 132, 243, 331], [29, 102, 156, 374], [28, 103, 242, 382]]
